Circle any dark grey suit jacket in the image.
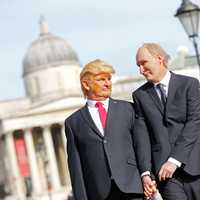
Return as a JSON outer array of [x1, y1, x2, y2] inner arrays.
[[65, 98, 143, 200], [133, 72, 200, 176]]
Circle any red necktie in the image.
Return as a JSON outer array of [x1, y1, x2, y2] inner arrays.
[[95, 102, 107, 129]]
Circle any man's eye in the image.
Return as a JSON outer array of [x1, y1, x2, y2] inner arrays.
[[137, 61, 146, 66], [97, 78, 104, 81]]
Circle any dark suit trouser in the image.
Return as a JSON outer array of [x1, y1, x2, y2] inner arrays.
[[105, 180, 144, 200], [159, 169, 200, 200]]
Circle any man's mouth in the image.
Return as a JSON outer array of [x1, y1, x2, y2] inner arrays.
[[102, 87, 111, 91], [143, 72, 151, 76]]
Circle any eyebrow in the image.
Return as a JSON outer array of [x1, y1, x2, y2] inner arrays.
[[137, 60, 147, 66]]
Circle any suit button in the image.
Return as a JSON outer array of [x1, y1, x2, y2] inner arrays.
[[103, 140, 107, 144]]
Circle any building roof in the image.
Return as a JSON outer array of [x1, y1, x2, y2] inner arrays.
[[23, 17, 79, 76], [169, 46, 200, 70]]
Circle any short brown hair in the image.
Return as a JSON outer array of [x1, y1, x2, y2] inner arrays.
[[141, 43, 170, 67], [80, 59, 115, 97]]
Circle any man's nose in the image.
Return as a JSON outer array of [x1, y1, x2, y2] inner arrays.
[[105, 79, 111, 85]]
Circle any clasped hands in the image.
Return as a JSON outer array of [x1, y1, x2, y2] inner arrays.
[[143, 161, 177, 200], [142, 175, 156, 200]]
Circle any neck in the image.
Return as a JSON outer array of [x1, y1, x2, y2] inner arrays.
[[154, 68, 168, 84], [90, 98, 108, 101]]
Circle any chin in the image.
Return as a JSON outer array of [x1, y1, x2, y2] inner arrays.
[[103, 90, 111, 95], [145, 75, 154, 82], [102, 93, 111, 98]]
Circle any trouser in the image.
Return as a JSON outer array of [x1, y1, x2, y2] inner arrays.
[[159, 169, 200, 200], [105, 180, 144, 200]]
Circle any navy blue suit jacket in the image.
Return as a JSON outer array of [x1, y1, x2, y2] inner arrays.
[[65, 98, 143, 200], [133, 73, 200, 176]]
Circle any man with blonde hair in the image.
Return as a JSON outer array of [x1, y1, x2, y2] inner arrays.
[[65, 59, 145, 200], [133, 43, 200, 200]]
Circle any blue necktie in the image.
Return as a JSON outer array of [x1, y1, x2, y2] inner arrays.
[[156, 84, 167, 106]]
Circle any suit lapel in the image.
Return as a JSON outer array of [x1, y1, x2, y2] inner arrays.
[[145, 73, 178, 117], [146, 83, 164, 113], [80, 104, 103, 138], [104, 98, 117, 136], [165, 73, 178, 114], [80, 98, 119, 137]]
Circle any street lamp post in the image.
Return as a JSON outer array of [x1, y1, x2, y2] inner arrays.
[[175, 0, 200, 78]]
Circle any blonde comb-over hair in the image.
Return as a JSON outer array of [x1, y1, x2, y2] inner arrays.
[[80, 59, 115, 97]]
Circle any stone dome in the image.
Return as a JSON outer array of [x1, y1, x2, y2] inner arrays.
[[23, 17, 79, 76]]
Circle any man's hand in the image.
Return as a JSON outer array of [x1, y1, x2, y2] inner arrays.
[[142, 175, 156, 200], [158, 161, 177, 181]]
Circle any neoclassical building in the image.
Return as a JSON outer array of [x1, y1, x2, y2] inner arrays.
[[0, 18, 199, 200]]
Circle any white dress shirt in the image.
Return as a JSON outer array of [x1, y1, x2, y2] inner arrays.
[[87, 98, 109, 135], [154, 70, 170, 98]]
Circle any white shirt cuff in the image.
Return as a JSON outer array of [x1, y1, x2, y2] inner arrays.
[[141, 171, 151, 177], [168, 157, 182, 167]]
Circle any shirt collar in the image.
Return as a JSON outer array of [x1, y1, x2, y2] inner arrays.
[[87, 98, 109, 108], [154, 70, 171, 87]]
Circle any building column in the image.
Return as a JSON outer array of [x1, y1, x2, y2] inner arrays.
[[5, 132, 25, 199], [61, 125, 67, 159], [43, 126, 61, 191], [61, 125, 72, 191], [24, 129, 42, 194]]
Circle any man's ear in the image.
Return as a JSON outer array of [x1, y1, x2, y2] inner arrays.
[[157, 55, 164, 65], [82, 80, 90, 91]]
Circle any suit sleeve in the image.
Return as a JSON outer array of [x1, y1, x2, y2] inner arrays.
[[170, 79, 200, 164], [132, 93, 152, 174], [65, 120, 88, 200]]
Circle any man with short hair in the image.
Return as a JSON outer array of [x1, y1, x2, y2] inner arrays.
[[133, 43, 200, 200], [65, 59, 145, 200]]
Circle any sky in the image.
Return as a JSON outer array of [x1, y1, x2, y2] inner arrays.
[[0, 0, 200, 100]]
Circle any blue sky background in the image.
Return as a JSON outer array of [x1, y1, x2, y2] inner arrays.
[[0, 0, 200, 100]]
